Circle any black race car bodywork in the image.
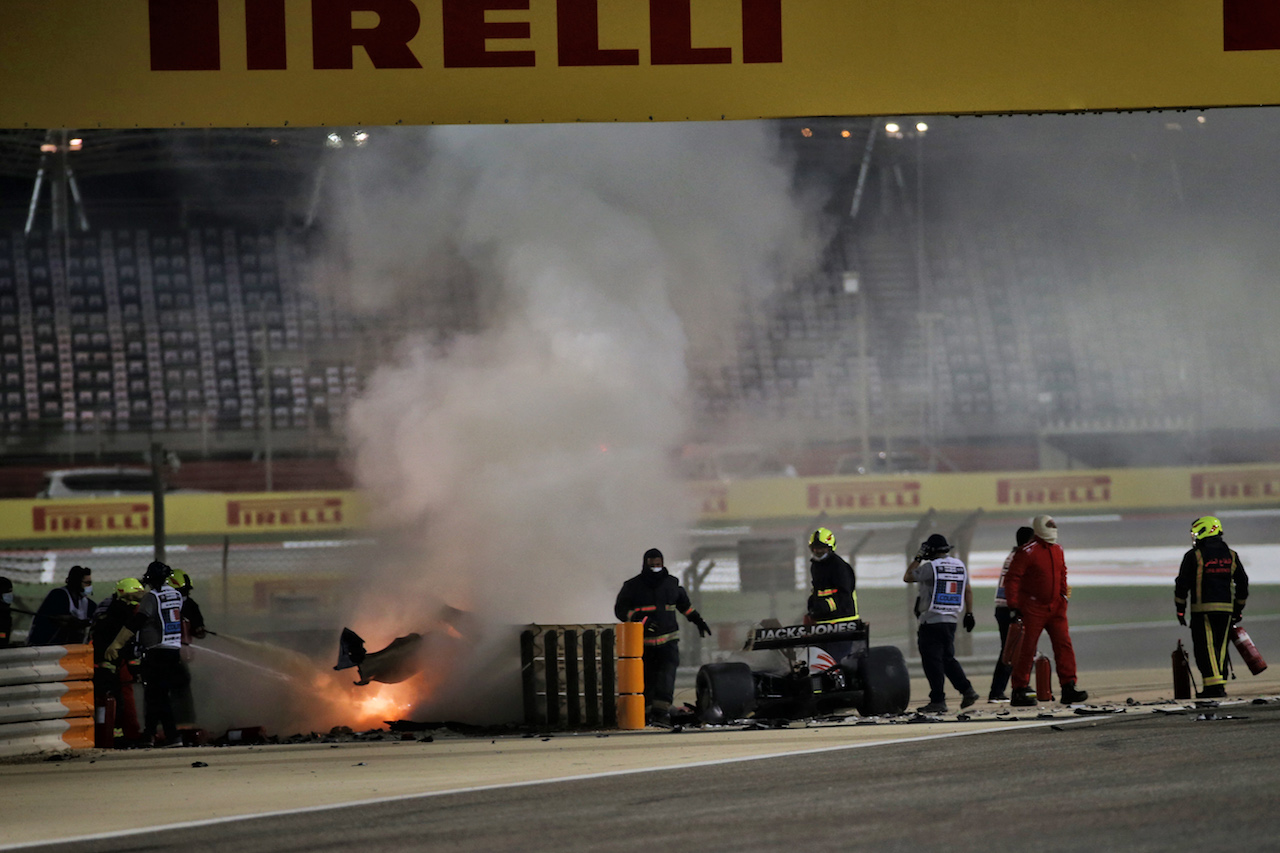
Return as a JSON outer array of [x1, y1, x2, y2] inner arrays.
[[333, 606, 477, 686], [334, 628, 425, 685], [695, 620, 910, 722]]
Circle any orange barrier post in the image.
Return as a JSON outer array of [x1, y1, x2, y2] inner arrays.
[[616, 622, 645, 730]]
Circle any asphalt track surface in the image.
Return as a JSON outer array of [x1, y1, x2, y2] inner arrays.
[[7, 702, 1280, 853]]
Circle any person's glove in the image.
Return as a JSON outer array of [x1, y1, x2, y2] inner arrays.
[[1176, 611, 1186, 627], [963, 612, 975, 633], [914, 545, 928, 562], [104, 628, 134, 664], [690, 612, 713, 638], [1231, 612, 1243, 626], [1007, 608, 1021, 623]]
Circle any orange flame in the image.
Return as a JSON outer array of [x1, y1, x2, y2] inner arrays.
[[346, 675, 429, 729], [301, 667, 433, 730]]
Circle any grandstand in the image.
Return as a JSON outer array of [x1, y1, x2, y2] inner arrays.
[[690, 113, 1280, 473], [0, 225, 362, 481], [1, 117, 1278, 494]]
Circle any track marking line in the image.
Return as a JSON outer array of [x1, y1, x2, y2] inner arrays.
[[0, 717, 1093, 851], [1068, 613, 1280, 634]]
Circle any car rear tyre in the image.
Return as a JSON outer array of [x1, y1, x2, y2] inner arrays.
[[696, 662, 756, 722], [857, 645, 910, 716]]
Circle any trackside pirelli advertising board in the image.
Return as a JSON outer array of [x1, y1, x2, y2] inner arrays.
[[5, 1, 1280, 128], [0, 491, 363, 542], [691, 463, 1280, 522], [0, 465, 1277, 542]]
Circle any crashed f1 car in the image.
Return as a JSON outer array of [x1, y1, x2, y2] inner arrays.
[[333, 605, 476, 686], [695, 619, 910, 722]]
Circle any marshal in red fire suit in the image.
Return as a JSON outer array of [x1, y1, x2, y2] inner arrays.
[[1004, 535, 1079, 694], [1175, 534, 1249, 693]]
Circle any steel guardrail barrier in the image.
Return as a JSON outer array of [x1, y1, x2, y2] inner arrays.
[[520, 624, 631, 730], [0, 644, 95, 757]]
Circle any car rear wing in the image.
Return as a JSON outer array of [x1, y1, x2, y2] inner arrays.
[[743, 621, 868, 651]]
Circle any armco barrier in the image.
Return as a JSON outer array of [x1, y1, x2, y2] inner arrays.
[[520, 624, 624, 730], [0, 644, 96, 757]]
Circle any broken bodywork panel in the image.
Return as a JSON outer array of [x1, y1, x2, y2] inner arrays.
[[334, 606, 476, 686], [335, 629, 424, 685]]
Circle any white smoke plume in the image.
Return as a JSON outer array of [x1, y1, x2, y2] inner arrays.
[[314, 123, 815, 671]]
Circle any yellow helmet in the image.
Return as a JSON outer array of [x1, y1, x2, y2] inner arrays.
[[115, 577, 144, 599], [1190, 516, 1223, 542], [810, 527, 837, 552], [169, 569, 192, 592]]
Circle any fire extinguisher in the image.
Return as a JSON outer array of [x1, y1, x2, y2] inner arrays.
[[94, 695, 116, 749], [1231, 623, 1268, 675], [1001, 619, 1024, 667], [1034, 653, 1054, 701], [116, 660, 142, 741], [1172, 639, 1194, 700]]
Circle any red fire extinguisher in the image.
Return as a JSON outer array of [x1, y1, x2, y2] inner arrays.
[[117, 661, 142, 741], [1034, 653, 1054, 701], [1231, 624, 1268, 675], [1172, 640, 1193, 700], [1001, 619, 1024, 667], [94, 695, 116, 749]]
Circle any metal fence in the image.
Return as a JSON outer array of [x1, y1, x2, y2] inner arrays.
[[1, 538, 375, 648], [520, 624, 624, 730]]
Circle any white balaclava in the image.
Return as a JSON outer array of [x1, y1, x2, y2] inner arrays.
[[1032, 514, 1058, 544]]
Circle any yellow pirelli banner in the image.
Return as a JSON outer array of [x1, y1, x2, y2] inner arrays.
[[691, 463, 1280, 522], [0, 464, 1276, 541], [3, 1, 1280, 128], [0, 491, 365, 542]]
